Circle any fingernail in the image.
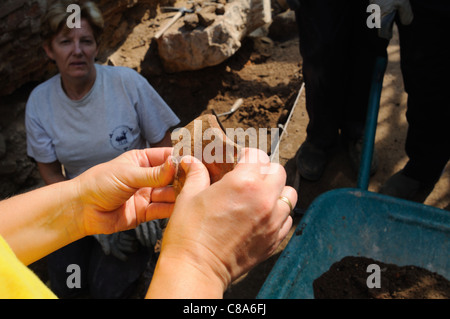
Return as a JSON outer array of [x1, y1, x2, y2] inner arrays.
[[166, 155, 178, 177]]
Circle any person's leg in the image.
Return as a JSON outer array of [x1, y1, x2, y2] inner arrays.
[[381, 0, 450, 201], [47, 236, 93, 298], [295, 0, 387, 180], [296, 0, 349, 151], [341, 1, 388, 142], [294, 0, 351, 180], [341, 2, 388, 175], [88, 230, 151, 299]]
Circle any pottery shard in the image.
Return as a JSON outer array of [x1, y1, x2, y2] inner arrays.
[[171, 113, 241, 195]]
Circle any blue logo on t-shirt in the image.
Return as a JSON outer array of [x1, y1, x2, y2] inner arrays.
[[110, 125, 133, 151]]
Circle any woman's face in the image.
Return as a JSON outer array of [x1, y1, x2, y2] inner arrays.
[[44, 18, 98, 80]]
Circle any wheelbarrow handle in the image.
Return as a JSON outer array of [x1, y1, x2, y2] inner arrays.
[[357, 56, 388, 190]]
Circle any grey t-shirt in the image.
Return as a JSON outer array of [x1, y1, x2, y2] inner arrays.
[[26, 64, 180, 179]]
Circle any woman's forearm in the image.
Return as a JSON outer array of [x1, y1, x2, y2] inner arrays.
[[0, 179, 84, 265], [0, 148, 176, 266], [145, 251, 226, 299]]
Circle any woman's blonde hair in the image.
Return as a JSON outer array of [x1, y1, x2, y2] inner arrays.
[[40, 0, 104, 46]]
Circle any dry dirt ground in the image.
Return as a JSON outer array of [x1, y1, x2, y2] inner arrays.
[[2, 3, 448, 298]]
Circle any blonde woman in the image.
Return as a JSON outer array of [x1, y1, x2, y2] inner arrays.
[[25, 1, 179, 298]]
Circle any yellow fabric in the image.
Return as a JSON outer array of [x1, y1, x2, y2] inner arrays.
[[0, 235, 57, 299]]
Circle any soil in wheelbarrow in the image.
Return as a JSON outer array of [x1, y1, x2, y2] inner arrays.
[[313, 256, 450, 299]]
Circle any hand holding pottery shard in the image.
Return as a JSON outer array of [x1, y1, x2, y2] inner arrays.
[[171, 113, 241, 195]]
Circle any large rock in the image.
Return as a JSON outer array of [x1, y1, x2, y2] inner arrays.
[[156, 0, 271, 73]]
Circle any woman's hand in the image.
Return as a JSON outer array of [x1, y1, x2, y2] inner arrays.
[[147, 148, 297, 298], [0, 148, 177, 265], [75, 147, 177, 237]]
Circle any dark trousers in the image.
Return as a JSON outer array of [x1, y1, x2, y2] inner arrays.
[[295, 0, 389, 150], [47, 232, 151, 299], [295, 0, 449, 184], [398, 0, 450, 184]]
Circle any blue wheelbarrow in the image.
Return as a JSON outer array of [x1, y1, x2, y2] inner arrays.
[[257, 57, 450, 299]]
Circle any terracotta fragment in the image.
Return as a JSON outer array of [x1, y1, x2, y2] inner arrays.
[[171, 113, 241, 195]]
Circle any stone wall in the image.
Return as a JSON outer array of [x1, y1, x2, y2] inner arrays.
[[0, 0, 174, 96]]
